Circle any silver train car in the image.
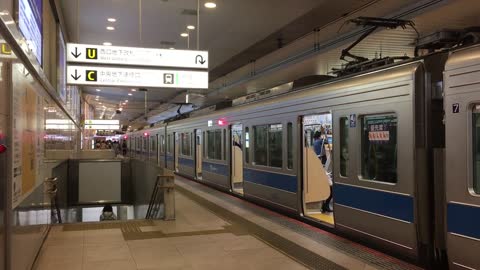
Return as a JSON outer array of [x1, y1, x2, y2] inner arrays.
[[127, 44, 480, 269]]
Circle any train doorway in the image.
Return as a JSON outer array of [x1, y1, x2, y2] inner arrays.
[[302, 114, 334, 225], [231, 124, 244, 194], [195, 129, 203, 180]]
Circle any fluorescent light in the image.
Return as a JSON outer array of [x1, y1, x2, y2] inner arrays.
[[125, 100, 128, 102], [99, 102, 102, 105], [122, 103, 126, 105], [131, 89, 136, 92], [187, 25, 195, 30], [96, 89, 101, 92], [169, 47, 175, 50], [180, 33, 189, 37], [128, 93, 132, 96], [204, 2, 217, 8], [107, 18, 116, 22], [103, 42, 112, 46], [106, 26, 115, 30]]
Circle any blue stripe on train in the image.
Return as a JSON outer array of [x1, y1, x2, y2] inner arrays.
[[448, 202, 480, 240], [179, 157, 194, 167], [243, 168, 297, 193], [333, 184, 414, 223], [202, 161, 229, 176]]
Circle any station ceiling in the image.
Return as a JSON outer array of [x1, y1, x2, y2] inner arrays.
[[58, 0, 480, 129]]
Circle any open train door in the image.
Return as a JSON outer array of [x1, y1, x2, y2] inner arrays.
[[301, 114, 334, 225], [444, 48, 480, 270], [231, 124, 244, 194]]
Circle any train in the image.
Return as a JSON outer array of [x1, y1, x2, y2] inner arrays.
[[125, 44, 480, 270]]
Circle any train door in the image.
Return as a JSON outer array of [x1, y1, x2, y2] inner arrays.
[[301, 114, 334, 225], [195, 129, 203, 179], [444, 53, 480, 270], [174, 132, 179, 172], [231, 124, 244, 194]]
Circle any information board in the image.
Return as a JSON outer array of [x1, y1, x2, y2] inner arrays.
[[67, 65, 209, 89], [67, 43, 208, 69], [18, 0, 43, 64]]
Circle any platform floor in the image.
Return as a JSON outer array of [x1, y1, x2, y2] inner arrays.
[[33, 176, 422, 270]]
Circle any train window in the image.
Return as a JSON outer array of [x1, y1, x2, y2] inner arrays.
[[203, 132, 206, 158], [287, 122, 293, 169], [160, 135, 165, 153], [207, 129, 222, 160], [167, 134, 172, 153], [340, 117, 349, 177], [269, 124, 283, 168], [151, 137, 156, 152], [245, 127, 250, 164], [223, 129, 227, 160], [254, 125, 268, 166], [181, 133, 191, 156], [473, 107, 480, 194], [215, 130, 222, 159], [254, 124, 283, 168], [361, 114, 397, 183]]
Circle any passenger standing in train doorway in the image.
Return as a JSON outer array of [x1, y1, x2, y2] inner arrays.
[[313, 131, 333, 212], [313, 131, 327, 165]]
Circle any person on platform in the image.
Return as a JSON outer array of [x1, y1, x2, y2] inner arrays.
[[100, 204, 117, 221]]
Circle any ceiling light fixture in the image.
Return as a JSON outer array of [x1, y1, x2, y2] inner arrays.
[[128, 93, 132, 96], [180, 33, 189, 37], [131, 89, 136, 92], [187, 25, 195, 30], [204, 2, 217, 8], [103, 42, 112, 46], [96, 89, 101, 92], [125, 100, 128, 102], [107, 18, 116, 22], [169, 47, 175, 50], [106, 26, 115, 30]]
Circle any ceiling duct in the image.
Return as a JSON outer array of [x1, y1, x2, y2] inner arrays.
[[181, 9, 197, 16]]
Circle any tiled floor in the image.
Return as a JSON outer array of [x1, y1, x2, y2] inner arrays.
[[34, 192, 308, 270], [34, 176, 421, 270]]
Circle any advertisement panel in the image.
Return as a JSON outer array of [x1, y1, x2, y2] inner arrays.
[[11, 64, 45, 208]]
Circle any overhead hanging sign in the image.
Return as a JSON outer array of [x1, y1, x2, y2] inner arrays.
[[85, 120, 119, 125], [85, 124, 120, 130], [67, 65, 209, 89], [66, 43, 208, 69], [84, 120, 120, 130]]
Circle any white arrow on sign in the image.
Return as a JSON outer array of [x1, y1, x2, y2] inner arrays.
[[66, 65, 209, 89], [66, 43, 208, 69]]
